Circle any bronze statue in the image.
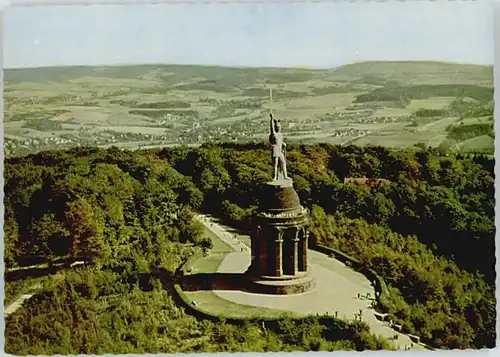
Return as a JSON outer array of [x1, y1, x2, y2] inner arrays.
[[269, 113, 290, 181]]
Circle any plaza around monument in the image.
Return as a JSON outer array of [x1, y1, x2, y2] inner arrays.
[[183, 214, 425, 351]]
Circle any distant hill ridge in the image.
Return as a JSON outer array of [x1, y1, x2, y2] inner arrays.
[[3, 61, 493, 85], [334, 61, 492, 82], [335, 60, 492, 72]]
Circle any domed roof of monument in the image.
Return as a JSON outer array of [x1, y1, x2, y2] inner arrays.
[[260, 179, 301, 213]]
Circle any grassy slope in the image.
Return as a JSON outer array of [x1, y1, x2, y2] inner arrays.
[[182, 226, 293, 319], [460, 135, 494, 152]]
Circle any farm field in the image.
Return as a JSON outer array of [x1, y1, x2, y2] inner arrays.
[[3, 61, 494, 157], [353, 131, 440, 148], [460, 135, 494, 153], [406, 97, 458, 110]]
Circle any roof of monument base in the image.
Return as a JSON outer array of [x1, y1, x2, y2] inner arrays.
[[260, 180, 302, 213], [266, 178, 294, 188]]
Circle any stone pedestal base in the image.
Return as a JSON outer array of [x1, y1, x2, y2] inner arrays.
[[245, 270, 316, 295], [248, 179, 315, 295]]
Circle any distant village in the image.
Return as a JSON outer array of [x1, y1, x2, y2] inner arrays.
[[4, 104, 414, 158]]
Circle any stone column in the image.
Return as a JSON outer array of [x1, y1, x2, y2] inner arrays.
[[302, 227, 309, 272], [258, 227, 268, 276], [275, 228, 284, 276], [291, 227, 299, 275], [252, 226, 261, 273], [298, 234, 304, 272]]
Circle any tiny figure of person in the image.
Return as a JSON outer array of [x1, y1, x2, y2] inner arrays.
[[269, 113, 290, 181]]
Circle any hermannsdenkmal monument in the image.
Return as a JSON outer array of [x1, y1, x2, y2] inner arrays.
[[245, 107, 315, 294]]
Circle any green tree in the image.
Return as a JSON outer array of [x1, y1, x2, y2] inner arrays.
[[66, 198, 106, 262], [4, 204, 20, 266], [28, 212, 71, 257]]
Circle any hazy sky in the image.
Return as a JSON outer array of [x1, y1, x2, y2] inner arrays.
[[3, 1, 494, 69]]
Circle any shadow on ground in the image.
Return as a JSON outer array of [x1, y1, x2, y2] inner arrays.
[[182, 272, 248, 292]]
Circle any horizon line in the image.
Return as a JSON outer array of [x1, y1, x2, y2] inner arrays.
[[3, 59, 494, 71]]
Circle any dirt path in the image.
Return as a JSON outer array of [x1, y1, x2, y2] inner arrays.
[[4, 283, 42, 317]]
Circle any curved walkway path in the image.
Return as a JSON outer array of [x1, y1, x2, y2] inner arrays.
[[195, 213, 424, 351], [4, 283, 43, 317]]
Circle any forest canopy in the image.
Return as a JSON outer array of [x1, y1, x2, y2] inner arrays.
[[4, 143, 495, 352], [4, 145, 390, 354]]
